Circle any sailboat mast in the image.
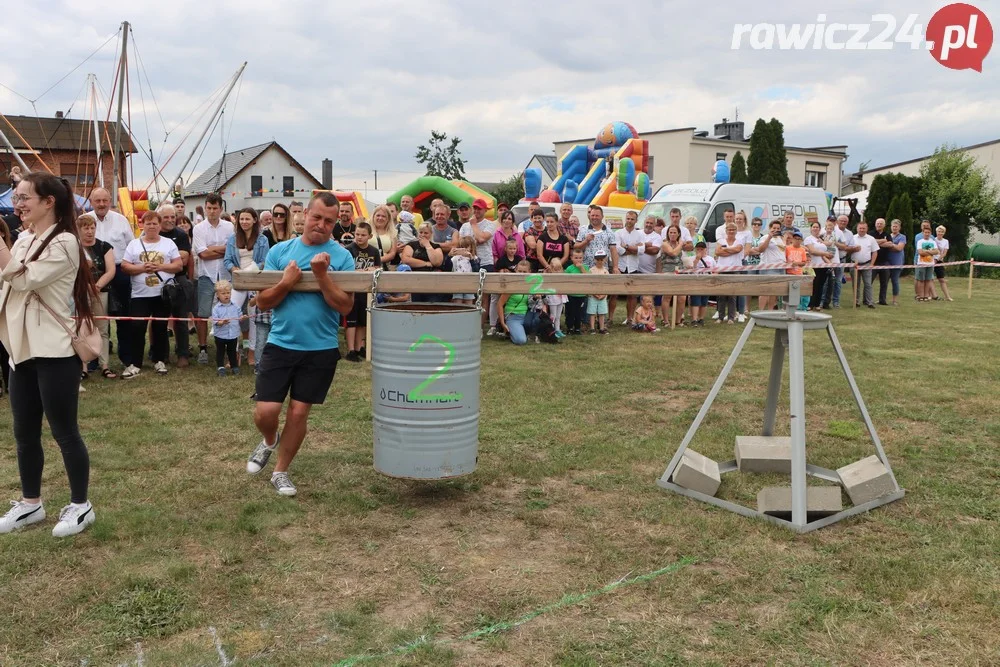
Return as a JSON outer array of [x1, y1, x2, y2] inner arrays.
[[111, 21, 129, 207], [171, 61, 247, 195], [0, 126, 29, 173], [88, 74, 104, 188]]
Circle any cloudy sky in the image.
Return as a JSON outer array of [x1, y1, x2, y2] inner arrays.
[[2, 0, 997, 194]]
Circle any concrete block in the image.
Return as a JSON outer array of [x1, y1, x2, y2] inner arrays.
[[735, 436, 792, 474], [757, 486, 843, 520], [837, 455, 895, 506], [671, 450, 721, 497]]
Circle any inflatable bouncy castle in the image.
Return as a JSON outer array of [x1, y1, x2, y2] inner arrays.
[[525, 121, 651, 210]]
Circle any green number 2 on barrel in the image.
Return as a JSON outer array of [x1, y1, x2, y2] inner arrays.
[[407, 334, 463, 402]]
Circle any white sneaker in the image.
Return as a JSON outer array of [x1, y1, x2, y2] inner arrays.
[[247, 433, 279, 474], [154, 361, 168, 375], [271, 472, 297, 497], [737, 313, 747, 323], [121, 364, 140, 379], [79, 385, 86, 393], [486, 327, 496, 336], [0, 500, 46, 534], [712, 312, 720, 320], [52, 502, 95, 537]]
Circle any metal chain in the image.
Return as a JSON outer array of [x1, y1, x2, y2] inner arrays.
[[367, 268, 382, 312], [474, 268, 487, 311]]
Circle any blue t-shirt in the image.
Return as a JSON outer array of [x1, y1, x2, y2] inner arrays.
[[887, 233, 906, 266], [264, 238, 355, 351]]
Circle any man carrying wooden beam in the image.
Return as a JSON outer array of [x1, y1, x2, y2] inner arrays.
[[245, 192, 355, 497]]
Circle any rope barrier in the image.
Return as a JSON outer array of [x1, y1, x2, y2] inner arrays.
[[677, 259, 974, 274]]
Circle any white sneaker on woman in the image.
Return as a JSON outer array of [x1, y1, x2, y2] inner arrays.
[[52, 502, 95, 538], [0, 500, 46, 534], [121, 365, 140, 379]]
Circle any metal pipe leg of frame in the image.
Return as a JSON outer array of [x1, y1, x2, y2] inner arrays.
[[762, 330, 785, 436], [787, 320, 808, 527], [661, 320, 757, 483], [826, 323, 901, 491]]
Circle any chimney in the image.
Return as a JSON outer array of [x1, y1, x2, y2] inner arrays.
[[55, 111, 64, 119], [321, 158, 333, 189], [713, 118, 745, 141]]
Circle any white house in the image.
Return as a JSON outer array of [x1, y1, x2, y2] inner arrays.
[[182, 141, 324, 214]]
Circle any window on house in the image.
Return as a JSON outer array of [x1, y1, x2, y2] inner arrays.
[[805, 170, 826, 189], [59, 163, 96, 188], [250, 175, 262, 197], [715, 152, 727, 161], [283, 176, 294, 196]]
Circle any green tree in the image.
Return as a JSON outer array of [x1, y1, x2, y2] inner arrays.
[[746, 119, 770, 184], [730, 151, 747, 183], [746, 118, 789, 185], [865, 173, 925, 225], [920, 145, 1000, 261], [489, 172, 524, 208], [415, 131, 467, 180], [766, 118, 790, 185]]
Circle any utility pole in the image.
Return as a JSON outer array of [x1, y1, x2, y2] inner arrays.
[[373, 169, 378, 190], [110, 21, 129, 207]]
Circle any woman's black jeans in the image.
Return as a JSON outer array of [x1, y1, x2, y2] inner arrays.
[[10, 355, 90, 503]]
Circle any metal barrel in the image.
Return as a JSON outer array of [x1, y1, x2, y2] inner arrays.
[[370, 303, 480, 479]]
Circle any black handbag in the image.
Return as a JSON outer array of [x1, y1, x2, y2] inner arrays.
[[162, 274, 195, 316]]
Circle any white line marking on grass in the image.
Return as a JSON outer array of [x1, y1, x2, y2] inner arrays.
[[209, 626, 233, 666], [135, 642, 145, 666]]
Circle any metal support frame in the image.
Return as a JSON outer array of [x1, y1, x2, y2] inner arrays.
[[658, 289, 904, 533]]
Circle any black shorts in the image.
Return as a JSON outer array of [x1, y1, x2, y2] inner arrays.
[[254, 343, 340, 405], [934, 264, 946, 279], [347, 293, 367, 327]]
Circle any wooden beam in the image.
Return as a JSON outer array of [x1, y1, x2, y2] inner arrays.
[[233, 270, 811, 297]]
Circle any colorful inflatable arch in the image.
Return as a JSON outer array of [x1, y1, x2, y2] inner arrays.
[[387, 176, 497, 220]]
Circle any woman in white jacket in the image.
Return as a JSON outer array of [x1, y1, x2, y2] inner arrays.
[[0, 173, 99, 538]]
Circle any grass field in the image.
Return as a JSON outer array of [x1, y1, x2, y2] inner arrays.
[[2, 277, 999, 666]]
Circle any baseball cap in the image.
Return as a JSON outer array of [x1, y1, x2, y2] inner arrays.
[[396, 264, 412, 272], [594, 250, 608, 258], [792, 229, 804, 238], [695, 240, 707, 248], [457, 201, 471, 210], [472, 198, 487, 210]]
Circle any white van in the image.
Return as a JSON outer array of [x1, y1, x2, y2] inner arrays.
[[638, 183, 831, 242], [512, 203, 635, 231]]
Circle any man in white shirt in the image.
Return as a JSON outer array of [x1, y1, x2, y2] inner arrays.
[[192, 193, 235, 363], [851, 221, 879, 308], [86, 187, 137, 369], [664, 207, 694, 249], [824, 214, 857, 308], [615, 210, 645, 324], [637, 215, 661, 275]]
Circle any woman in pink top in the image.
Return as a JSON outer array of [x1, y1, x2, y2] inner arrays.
[[491, 210, 524, 263]]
